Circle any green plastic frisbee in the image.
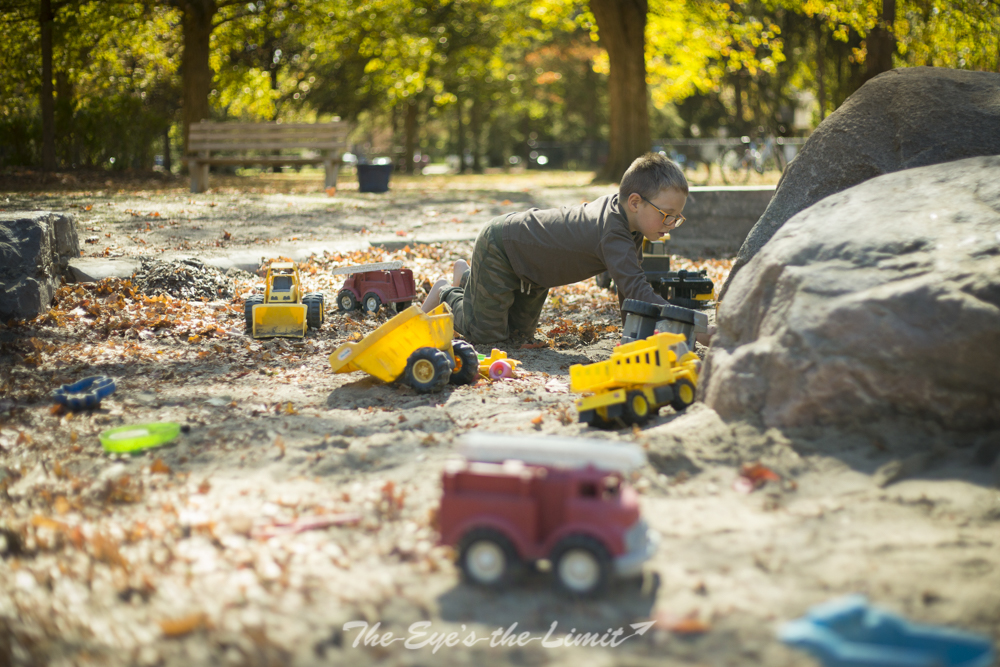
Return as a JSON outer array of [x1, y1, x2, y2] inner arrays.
[[99, 422, 181, 453]]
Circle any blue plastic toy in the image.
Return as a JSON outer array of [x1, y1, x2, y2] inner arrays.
[[779, 595, 996, 667], [53, 376, 117, 410]]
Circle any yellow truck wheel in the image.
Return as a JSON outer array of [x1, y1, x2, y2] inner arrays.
[[304, 293, 324, 329], [670, 379, 696, 411], [449, 340, 480, 385], [244, 295, 264, 333], [624, 390, 652, 425], [404, 347, 452, 393]]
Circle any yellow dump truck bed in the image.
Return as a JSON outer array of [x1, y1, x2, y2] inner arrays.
[[569, 332, 689, 393], [329, 303, 454, 383]]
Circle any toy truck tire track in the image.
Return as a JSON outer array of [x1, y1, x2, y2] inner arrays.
[[302, 293, 325, 329], [337, 289, 358, 312], [670, 378, 695, 411], [449, 341, 480, 385], [551, 534, 612, 597], [244, 294, 264, 333], [404, 347, 453, 392], [362, 292, 382, 314], [458, 528, 523, 588]]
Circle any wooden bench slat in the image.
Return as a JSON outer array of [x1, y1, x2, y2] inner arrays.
[[191, 156, 337, 166], [191, 122, 346, 129], [188, 143, 347, 151], [188, 131, 350, 139], [189, 126, 348, 136]]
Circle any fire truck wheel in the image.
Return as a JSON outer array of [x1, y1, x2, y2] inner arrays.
[[670, 379, 696, 412], [552, 535, 611, 597], [303, 293, 324, 329], [449, 340, 480, 385], [244, 295, 264, 333], [404, 347, 452, 393], [362, 292, 382, 314], [337, 290, 358, 312], [623, 391, 652, 425], [458, 528, 521, 588]]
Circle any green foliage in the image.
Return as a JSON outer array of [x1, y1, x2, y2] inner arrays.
[[2, 0, 997, 171]]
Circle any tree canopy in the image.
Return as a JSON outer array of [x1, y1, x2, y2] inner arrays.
[[1, 0, 996, 177]]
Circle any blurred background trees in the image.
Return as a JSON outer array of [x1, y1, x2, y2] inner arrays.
[[1, 0, 997, 181]]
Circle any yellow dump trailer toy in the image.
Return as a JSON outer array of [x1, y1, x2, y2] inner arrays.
[[329, 303, 480, 393], [569, 331, 701, 427], [244, 262, 325, 338]]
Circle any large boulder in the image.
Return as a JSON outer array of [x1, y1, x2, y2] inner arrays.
[[721, 67, 1000, 299], [0, 212, 79, 321], [702, 156, 1000, 440]]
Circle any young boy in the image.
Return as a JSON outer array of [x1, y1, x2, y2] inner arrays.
[[422, 152, 688, 344]]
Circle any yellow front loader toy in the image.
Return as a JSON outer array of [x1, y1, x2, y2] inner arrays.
[[244, 262, 325, 338], [570, 331, 701, 427], [329, 303, 480, 393]]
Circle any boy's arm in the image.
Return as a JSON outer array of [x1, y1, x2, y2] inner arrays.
[[602, 233, 667, 311]]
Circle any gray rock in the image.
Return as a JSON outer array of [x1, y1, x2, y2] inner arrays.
[[721, 67, 1000, 299], [702, 156, 1000, 439], [0, 211, 79, 321]]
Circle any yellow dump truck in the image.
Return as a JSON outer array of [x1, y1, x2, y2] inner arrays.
[[329, 303, 479, 393], [244, 262, 324, 338], [569, 331, 701, 427]]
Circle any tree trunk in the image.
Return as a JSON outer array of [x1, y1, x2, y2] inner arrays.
[[404, 100, 418, 174], [816, 20, 826, 121], [163, 125, 172, 173], [864, 0, 896, 83], [733, 68, 744, 133], [470, 96, 483, 173], [589, 0, 649, 183], [40, 0, 56, 171], [180, 0, 217, 154], [455, 96, 466, 174], [55, 70, 73, 167]]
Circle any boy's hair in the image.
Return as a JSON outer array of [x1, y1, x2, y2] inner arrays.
[[619, 152, 689, 202]]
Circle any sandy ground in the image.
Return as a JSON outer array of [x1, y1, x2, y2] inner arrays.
[[1, 171, 998, 667]]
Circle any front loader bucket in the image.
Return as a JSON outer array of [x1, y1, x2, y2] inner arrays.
[[252, 304, 307, 338]]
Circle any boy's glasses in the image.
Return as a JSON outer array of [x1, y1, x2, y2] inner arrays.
[[640, 195, 685, 227]]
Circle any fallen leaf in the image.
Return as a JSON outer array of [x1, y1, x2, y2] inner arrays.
[[655, 612, 711, 635], [325, 186, 337, 197], [159, 613, 209, 638], [733, 462, 782, 494], [252, 513, 361, 539], [150, 459, 172, 475]]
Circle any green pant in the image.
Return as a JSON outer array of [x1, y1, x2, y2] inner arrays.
[[441, 217, 549, 344]]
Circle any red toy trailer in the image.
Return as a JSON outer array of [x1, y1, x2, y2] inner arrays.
[[331, 261, 417, 315], [438, 434, 657, 596]]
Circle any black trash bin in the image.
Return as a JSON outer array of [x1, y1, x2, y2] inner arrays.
[[357, 163, 393, 193]]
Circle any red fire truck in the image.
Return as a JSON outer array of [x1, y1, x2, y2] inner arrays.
[[331, 261, 417, 315], [438, 434, 657, 596]]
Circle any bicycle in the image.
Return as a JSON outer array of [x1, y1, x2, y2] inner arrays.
[[718, 135, 787, 184]]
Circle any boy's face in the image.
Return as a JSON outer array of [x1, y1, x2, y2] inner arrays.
[[626, 187, 687, 242]]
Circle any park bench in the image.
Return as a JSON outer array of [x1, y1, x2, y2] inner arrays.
[[185, 120, 351, 193]]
